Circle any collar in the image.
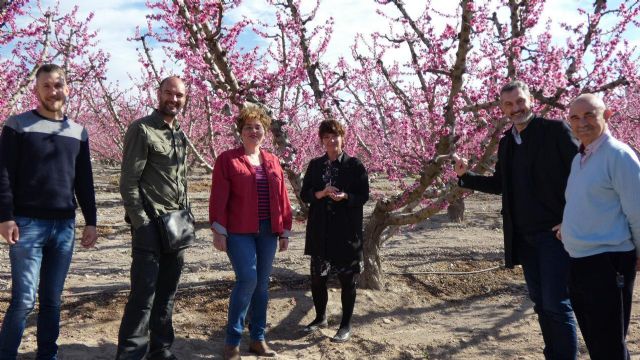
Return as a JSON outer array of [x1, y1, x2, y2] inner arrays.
[[150, 110, 180, 130], [325, 152, 346, 164], [509, 115, 537, 145], [579, 130, 610, 168], [511, 126, 523, 145], [32, 110, 68, 122], [580, 129, 610, 156]]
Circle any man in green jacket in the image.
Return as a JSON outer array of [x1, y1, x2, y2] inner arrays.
[[116, 76, 189, 360]]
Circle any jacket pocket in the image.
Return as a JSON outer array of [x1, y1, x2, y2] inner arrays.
[[148, 141, 172, 166]]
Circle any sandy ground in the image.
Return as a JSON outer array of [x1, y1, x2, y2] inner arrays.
[[0, 165, 639, 360]]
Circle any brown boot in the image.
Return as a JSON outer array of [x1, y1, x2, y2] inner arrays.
[[223, 344, 241, 360], [248, 340, 277, 357]]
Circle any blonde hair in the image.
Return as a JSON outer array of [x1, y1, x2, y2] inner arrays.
[[235, 105, 272, 133]]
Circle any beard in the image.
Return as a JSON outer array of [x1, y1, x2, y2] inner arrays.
[[158, 101, 181, 117], [37, 93, 66, 113], [510, 110, 533, 125]]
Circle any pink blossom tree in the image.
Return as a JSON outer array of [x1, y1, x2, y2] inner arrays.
[[104, 0, 640, 288], [4, 0, 638, 290]]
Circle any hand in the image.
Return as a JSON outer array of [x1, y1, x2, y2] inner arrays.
[[329, 192, 348, 202], [0, 220, 19, 245], [279, 237, 289, 252], [213, 231, 227, 252], [81, 226, 98, 248], [315, 185, 339, 199], [552, 223, 562, 241], [452, 154, 469, 177]]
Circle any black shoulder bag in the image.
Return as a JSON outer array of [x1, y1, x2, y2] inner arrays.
[[139, 133, 196, 253]]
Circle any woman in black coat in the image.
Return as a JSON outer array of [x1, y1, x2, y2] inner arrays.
[[300, 119, 369, 342]]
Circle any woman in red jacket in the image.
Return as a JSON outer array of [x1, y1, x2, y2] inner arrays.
[[209, 106, 292, 360]]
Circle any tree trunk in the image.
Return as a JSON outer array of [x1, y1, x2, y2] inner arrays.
[[360, 205, 389, 290], [447, 197, 465, 222]]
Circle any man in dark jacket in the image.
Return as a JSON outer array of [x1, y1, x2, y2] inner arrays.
[[454, 80, 579, 359]]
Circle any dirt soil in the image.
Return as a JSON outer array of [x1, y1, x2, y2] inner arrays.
[[0, 165, 638, 360]]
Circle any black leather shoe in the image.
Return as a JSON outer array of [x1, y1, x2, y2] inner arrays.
[[331, 327, 351, 343], [303, 318, 328, 333]]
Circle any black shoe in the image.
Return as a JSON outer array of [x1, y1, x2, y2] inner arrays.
[[303, 318, 328, 333], [332, 327, 351, 343]]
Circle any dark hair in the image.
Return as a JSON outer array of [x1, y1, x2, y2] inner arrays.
[[35, 64, 65, 81], [318, 120, 345, 140], [500, 80, 530, 96], [236, 105, 272, 133], [158, 76, 183, 91]]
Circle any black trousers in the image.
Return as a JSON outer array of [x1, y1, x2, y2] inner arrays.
[[568, 250, 637, 360], [116, 224, 185, 360]]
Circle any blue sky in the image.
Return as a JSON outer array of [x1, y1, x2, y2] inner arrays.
[[2, 0, 638, 87]]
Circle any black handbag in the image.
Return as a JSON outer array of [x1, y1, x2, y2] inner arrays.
[[155, 208, 196, 252], [137, 138, 196, 253]]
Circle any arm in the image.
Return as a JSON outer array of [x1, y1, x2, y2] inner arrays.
[[272, 157, 292, 252], [277, 160, 293, 238], [300, 159, 321, 204], [0, 123, 19, 244], [346, 158, 369, 207], [612, 149, 640, 259], [74, 133, 98, 248], [119, 122, 149, 229], [209, 153, 230, 236], [0, 123, 18, 222], [458, 157, 503, 195]]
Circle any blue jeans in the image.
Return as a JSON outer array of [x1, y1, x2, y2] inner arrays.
[[516, 230, 577, 360], [0, 216, 75, 360], [225, 219, 277, 346]]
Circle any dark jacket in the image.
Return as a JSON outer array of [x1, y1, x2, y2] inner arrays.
[[458, 116, 579, 268], [301, 152, 369, 264]]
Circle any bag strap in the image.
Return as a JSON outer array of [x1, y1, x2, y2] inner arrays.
[[179, 129, 190, 213], [138, 129, 190, 219]]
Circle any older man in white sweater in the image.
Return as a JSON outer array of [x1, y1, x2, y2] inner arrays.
[[559, 93, 640, 360]]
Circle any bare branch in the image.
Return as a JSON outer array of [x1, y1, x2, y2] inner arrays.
[[6, 12, 52, 114], [387, 0, 432, 48]]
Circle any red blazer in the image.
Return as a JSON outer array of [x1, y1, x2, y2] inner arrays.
[[209, 147, 292, 236]]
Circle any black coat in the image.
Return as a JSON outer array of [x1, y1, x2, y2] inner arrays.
[[459, 117, 579, 268], [301, 152, 369, 264]]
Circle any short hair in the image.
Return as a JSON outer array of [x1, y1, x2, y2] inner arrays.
[[35, 64, 65, 81], [318, 119, 345, 140], [235, 105, 272, 133], [569, 93, 606, 112], [158, 76, 183, 90], [500, 80, 530, 96]]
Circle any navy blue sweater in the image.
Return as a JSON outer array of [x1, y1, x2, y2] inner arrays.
[[0, 110, 97, 225]]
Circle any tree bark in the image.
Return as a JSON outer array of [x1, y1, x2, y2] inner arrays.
[[360, 203, 389, 290]]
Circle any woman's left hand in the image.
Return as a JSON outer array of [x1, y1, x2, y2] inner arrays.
[[279, 237, 289, 252], [329, 192, 348, 202]]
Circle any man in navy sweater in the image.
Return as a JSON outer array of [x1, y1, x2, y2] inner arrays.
[[454, 80, 579, 359], [0, 63, 97, 359]]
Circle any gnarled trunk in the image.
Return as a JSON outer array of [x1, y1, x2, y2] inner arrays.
[[447, 198, 465, 222], [360, 205, 389, 290]]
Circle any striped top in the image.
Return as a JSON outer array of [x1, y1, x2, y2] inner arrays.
[[254, 165, 270, 220]]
